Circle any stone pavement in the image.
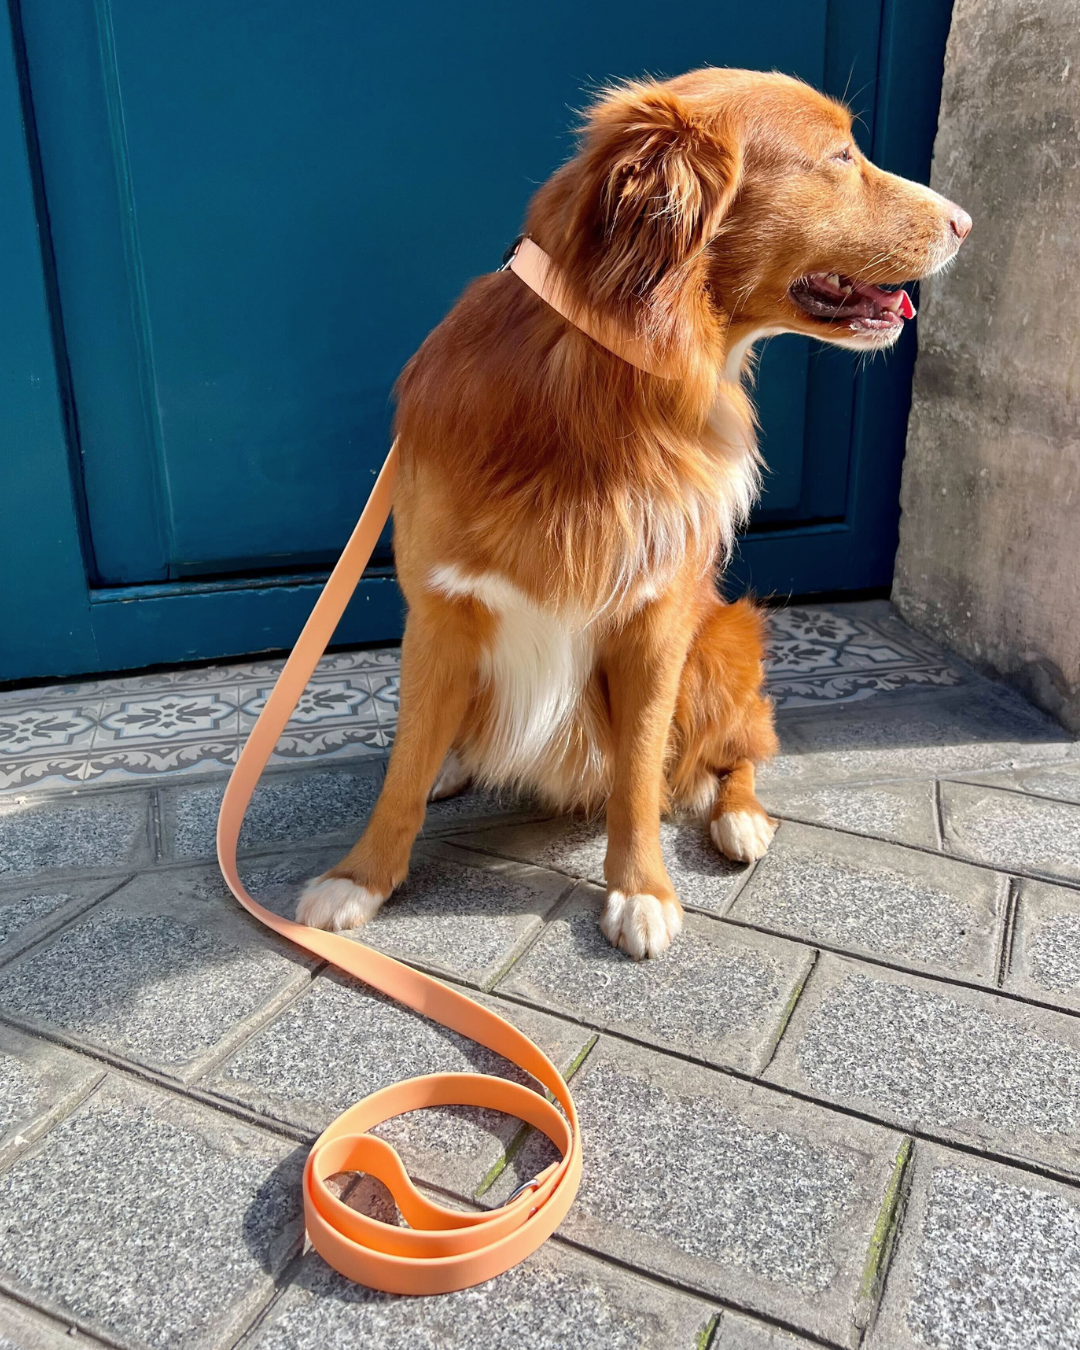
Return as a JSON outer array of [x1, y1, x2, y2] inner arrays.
[[1, 602, 1079, 1350]]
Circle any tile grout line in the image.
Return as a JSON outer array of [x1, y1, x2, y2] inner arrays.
[[698, 1311, 722, 1350], [0, 1058, 109, 1175], [0, 944, 602, 1161], [0, 1011, 320, 1152], [932, 778, 946, 850], [184, 959, 329, 1086], [149, 786, 164, 863], [6, 747, 1075, 805], [225, 1248, 312, 1350], [0, 737, 393, 797], [10, 939, 1080, 1202], [0, 1275, 125, 1350], [854, 1135, 915, 1345], [682, 901, 1080, 1023], [480, 877, 580, 993], [0, 872, 135, 973], [995, 877, 1021, 987], [360, 1167, 850, 1350], [473, 1031, 600, 1202], [484, 984, 1080, 1194], [938, 775, 1080, 811], [547, 1233, 848, 1350], [756, 947, 820, 1077], [856, 1136, 917, 1347], [759, 810, 1080, 894]]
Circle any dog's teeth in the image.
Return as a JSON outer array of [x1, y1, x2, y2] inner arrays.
[[826, 273, 841, 287]]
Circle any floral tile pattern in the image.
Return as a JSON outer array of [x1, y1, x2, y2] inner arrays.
[[0, 605, 965, 793], [98, 692, 239, 742], [0, 648, 398, 793], [764, 605, 966, 709]]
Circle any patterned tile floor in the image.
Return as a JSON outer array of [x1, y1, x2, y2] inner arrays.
[[0, 601, 965, 794], [2, 600, 1080, 1350]]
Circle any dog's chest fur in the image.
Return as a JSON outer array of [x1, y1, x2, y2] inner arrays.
[[429, 402, 759, 785]]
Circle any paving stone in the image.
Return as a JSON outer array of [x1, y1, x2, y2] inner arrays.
[[422, 784, 548, 833], [759, 780, 940, 849], [179, 839, 567, 989], [497, 882, 812, 1072], [0, 866, 313, 1080], [193, 843, 343, 920], [454, 815, 748, 914], [0, 1075, 304, 1350], [766, 955, 1080, 1175], [0, 1024, 104, 1169], [868, 1144, 1080, 1350], [160, 763, 384, 861], [209, 971, 592, 1200], [951, 759, 1080, 805], [0, 790, 151, 880], [247, 1243, 715, 1350], [0, 875, 120, 967], [713, 1311, 821, 1348], [358, 844, 570, 988], [764, 689, 1076, 788], [0, 1295, 92, 1350], [1006, 879, 1080, 1014], [491, 1036, 905, 1348], [729, 822, 1004, 982], [940, 780, 1080, 883]]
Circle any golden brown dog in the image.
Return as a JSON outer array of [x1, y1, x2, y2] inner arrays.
[[298, 69, 971, 958]]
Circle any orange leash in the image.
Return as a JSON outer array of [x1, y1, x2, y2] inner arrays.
[[216, 440, 582, 1295]]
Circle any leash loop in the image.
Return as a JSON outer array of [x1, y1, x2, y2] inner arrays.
[[216, 441, 581, 1294]]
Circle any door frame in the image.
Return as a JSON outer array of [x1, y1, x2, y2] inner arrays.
[[0, 0, 953, 683]]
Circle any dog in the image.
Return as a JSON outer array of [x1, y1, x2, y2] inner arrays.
[[297, 68, 971, 958]]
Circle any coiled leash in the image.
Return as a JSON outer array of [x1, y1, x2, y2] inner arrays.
[[216, 439, 581, 1295]]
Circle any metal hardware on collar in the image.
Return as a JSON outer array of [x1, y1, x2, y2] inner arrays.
[[506, 1176, 542, 1204], [498, 234, 525, 271]]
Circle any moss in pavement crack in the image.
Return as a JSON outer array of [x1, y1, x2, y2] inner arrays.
[[473, 1034, 598, 1200]]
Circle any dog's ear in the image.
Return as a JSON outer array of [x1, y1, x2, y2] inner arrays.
[[569, 82, 741, 308]]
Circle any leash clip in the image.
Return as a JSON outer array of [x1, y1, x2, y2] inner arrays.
[[498, 234, 525, 271], [506, 1175, 541, 1204]]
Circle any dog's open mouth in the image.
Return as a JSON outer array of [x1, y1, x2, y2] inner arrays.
[[789, 272, 916, 332]]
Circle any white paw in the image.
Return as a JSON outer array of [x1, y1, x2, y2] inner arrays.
[[600, 891, 682, 960], [429, 750, 471, 802], [296, 876, 386, 931], [710, 809, 776, 863]]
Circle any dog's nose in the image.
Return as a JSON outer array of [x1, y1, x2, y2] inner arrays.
[[949, 206, 972, 241]]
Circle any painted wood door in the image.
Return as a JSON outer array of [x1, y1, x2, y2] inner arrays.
[[1, 0, 954, 680]]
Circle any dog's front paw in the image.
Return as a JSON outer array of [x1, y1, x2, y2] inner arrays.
[[601, 890, 682, 960], [710, 808, 777, 862], [296, 875, 387, 931]]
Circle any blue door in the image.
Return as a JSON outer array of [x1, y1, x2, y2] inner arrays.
[[1, 0, 953, 680]]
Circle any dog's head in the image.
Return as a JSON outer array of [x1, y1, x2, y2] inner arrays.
[[537, 69, 970, 363]]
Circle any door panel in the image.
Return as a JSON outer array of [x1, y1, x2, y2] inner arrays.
[[23, 0, 851, 585], [2, 0, 957, 681]]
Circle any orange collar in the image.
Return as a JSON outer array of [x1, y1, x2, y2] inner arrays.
[[507, 236, 674, 378]]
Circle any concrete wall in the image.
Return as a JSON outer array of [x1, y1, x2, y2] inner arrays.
[[893, 0, 1080, 731]]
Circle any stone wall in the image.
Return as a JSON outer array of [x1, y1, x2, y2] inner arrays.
[[893, 0, 1080, 730]]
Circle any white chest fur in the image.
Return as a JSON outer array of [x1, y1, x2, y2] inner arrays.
[[429, 564, 596, 782]]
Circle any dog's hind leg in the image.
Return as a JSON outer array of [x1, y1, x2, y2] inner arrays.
[[669, 592, 779, 862], [709, 758, 777, 862], [297, 593, 486, 930], [429, 748, 472, 801]]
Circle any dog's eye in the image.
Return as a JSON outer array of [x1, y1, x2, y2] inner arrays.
[[831, 146, 855, 164]]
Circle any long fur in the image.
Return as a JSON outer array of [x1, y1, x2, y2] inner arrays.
[[299, 68, 969, 954]]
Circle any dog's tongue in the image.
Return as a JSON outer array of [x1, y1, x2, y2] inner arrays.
[[852, 279, 916, 319]]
